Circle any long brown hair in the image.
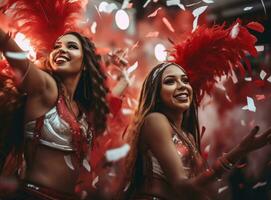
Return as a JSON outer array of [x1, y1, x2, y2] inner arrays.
[[60, 32, 110, 134]]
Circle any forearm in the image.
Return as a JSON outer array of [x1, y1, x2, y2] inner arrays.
[[0, 29, 29, 71], [111, 78, 129, 96], [193, 145, 245, 186]]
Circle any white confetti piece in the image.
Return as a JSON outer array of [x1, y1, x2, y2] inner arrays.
[[202, 0, 214, 3], [244, 77, 252, 81], [241, 120, 246, 126], [5, 51, 28, 60], [123, 181, 131, 191], [143, 0, 152, 8], [218, 185, 228, 193], [166, 0, 185, 10], [145, 31, 159, 38], [192, 6, 208, 32], [230, 23, 240, 39], [255, 94, 265, 101], [122, 108, 133, 115], [162, 17, 175, 32], [244, 6, 253, 11], [92, 176, 99, 188], [91, 21, 97, 34], [231, 70, 238, 84], [242, 97, 256, 112], [260, 0, 267, 15], [127, 61, 138, 74], [260, 70, 267, 80], [255, 45, 264, 52], [64, 155, 74, 170], [105, 144, 131, 162], [148, 7, 162, 18], [121, 0, 130, 9], [225, 93, 232, 102], [267, 76, 271, 83], [83, 158, 91, 172], [192, 6, 208, 17], [253, 181, 267, 189], [204, 144, 211, 153]]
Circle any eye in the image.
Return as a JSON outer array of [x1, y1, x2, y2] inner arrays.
[[68, 44, 79, 49], [53, 44, 61, 49], [164, 78, 175, 85], [182, 77, 190, 84]]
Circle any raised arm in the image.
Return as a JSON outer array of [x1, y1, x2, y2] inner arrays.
[[0, 29, 55, 96]]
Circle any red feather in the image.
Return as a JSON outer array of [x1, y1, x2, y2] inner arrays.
[[246, 22, 265, 33], [0, 0, 85, 54], [172, 20, 263, 104]]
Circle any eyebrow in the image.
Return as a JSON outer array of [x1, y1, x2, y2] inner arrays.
[[163, 74, 188, 79], [55, 41, 79, 46]]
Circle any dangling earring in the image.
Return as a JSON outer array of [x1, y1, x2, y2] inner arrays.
[[83, 68, 90, 100]]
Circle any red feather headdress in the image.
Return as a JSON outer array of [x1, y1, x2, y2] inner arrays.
[[172, 20, 264, 104], [0, 0, 86, 54]]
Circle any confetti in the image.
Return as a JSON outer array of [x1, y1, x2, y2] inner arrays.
[[166, 0, 185, 10], [83, 159, 91, 172], [230, 23, 240, 39], [122, 108, 134, 115], [145, 31, 159, 38], [218, 186, 228, 194], [253, 181, 267, 189], [162, 17, 175, 32], [255, 94, 266, 101], [242, 97, 256, 112], [91, 21, 97, 34], [64, 155, 74, 170], [202, 0, 214, 3], [5, 51, 28, 60], [255, 45, 264, 52], [244, 77, 252, 81], [143, 0, 152, 8], [127, 61, 138, 74], [148, 7, 162, 18], [244, 6, 253, 11], [105, 144, 131, 162], [225, 93, 232, 102], [241, 120, 246, 126], [204, 144, 211, 153], [192, 6, 208, 32], [260, 70, 267, 80], [267, 76, 271, 83], [123, 181, 131, 191], [92, 176, 99, 188], [260, 0, 267, 15], [121, 0, 130, 9]]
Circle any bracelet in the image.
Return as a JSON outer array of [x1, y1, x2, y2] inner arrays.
[[218, 154, 234, 171]]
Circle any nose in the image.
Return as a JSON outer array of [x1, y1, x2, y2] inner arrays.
[[58, 48, 68, 54], [176, 80, 186, 90]]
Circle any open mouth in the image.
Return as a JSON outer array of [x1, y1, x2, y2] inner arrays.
[[54, 54, 70, 65], [174, 92, 189, 101]]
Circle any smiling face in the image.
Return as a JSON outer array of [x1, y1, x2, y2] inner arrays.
[[160, 64, 193, 112], [49, 34, 83, 76]]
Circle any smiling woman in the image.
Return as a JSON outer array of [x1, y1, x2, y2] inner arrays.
[[0, 29, 125, 200], [126, 62, 271, 200]]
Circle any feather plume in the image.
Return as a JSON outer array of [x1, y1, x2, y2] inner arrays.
[[0, 0, 85, 54], [172, 20, 264, 104]]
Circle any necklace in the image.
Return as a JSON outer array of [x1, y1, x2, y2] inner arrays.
[[167, 120, 198, 153]]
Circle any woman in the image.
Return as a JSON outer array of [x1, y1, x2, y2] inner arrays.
[[129, 62, 271, 200], [0, 29, 127, 199]]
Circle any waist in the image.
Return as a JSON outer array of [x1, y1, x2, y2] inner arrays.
[[19, 180, 78, 200]]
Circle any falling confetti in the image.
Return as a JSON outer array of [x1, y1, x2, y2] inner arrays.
[[91, 21, 97, 34], [244, 77, 252, 81], [92, 176, 99, 188], [202, 0, 214, 3], [260, 0, 267, 15], [105, 144, 131, 162], [162, 17, 175, 32], [267, 75, 271, 83], [148, 7, 162, 18], [121, 0, 130, 9], [192, 6, 208, 32], [230, 23, 240, 39], [218, 185, 228, 194], [127, 61, 138, 74], [255, 94, 266, 101], [166, 0, 185, 10], [252, 181, 267, 189], [143, 0, 152, 8], [83, 159, 91, 172], [242, 97, 256, 112], [260, 70, 267, 80], [244, 6, 253, 11]]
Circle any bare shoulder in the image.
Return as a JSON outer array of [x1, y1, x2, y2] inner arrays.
[[141, 112, 173, 142]]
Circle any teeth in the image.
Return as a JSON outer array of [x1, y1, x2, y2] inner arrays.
[[56, 57, 67, 62], [175, 93, 188, 100]]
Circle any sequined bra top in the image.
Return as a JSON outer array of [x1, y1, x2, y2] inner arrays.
[[24, 106, 89, 151], [143, 130, 207, 180]]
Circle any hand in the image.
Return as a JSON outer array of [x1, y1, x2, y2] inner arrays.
[[238, 126, 271, 154], [107, 49, 129, 68]]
